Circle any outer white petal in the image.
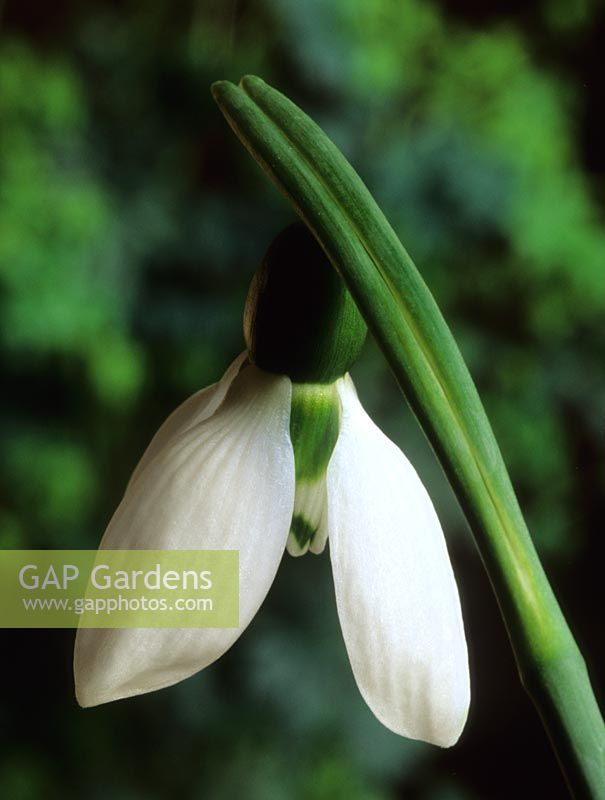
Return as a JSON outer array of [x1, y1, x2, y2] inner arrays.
[[327, 376, 470, 747], [127, 351, 247, 488], [75, 364, 294, 707]]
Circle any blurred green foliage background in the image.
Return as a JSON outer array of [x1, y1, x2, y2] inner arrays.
[[1, 1, 603, 798]]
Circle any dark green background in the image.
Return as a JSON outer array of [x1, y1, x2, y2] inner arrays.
[[1, 1, 603, 798]]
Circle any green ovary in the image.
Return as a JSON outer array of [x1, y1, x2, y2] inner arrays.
[[244, 223, 367, 383]]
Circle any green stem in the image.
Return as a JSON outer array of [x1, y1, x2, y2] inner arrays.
[[211, 75, 605, 797]]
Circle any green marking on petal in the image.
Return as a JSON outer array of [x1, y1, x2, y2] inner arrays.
[[290, 514, 317, 549], [287, 473, 330, 557], [290, 382, 340, 483]]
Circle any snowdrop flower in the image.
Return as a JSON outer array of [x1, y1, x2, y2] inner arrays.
[[75, 224, 469, 747]]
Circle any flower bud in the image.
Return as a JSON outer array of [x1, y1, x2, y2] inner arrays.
[[244, 223, 367, 383]]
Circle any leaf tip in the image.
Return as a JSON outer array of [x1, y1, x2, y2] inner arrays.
[[239, 74, 266, 96], [210, 80, 236, 105]]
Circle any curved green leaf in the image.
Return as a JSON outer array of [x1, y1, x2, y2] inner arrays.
[[212, 75, 605, 798]]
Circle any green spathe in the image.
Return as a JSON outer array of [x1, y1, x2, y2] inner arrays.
[[244, 223, 366, 383]]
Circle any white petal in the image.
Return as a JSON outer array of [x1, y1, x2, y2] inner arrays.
[[74, 364, 294, 707], [127, 351, 247, 488], [327, 376, 470, 747]]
